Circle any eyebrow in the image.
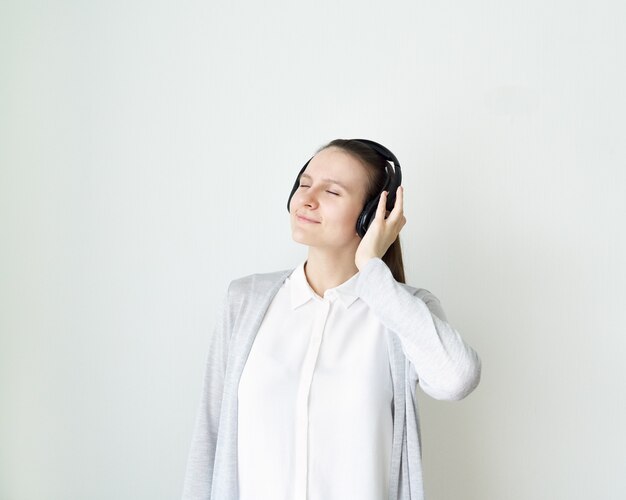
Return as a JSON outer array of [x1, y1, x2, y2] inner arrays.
[[299, 173, 351, 192]]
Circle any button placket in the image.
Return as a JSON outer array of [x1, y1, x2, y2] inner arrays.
[[293, 297, 332, 500]]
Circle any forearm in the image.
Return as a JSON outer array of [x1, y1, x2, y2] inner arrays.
[[355, 258, 481, 400]]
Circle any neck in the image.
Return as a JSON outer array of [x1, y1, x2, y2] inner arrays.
[[303, 246, 359, 298]]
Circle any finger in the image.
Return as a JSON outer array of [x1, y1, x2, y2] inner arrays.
[[376, 191, 388, 220], [389, 186, 404, 220]]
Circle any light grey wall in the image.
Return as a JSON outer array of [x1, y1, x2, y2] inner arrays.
[[1, 1, 624, 499]]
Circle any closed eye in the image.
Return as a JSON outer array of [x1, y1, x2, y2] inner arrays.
[[298, 184, 340, 196]]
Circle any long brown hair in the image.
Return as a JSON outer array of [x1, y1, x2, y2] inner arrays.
[[315, 139, 406, 284]]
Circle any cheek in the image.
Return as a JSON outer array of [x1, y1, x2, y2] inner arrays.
[[334, 206, 362, 229]]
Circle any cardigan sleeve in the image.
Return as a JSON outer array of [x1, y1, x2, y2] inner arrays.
[[355, 258, 481, 401], [182, 281, 233, 499]]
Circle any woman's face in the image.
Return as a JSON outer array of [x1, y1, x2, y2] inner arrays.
[[289, 146, 369, 250]]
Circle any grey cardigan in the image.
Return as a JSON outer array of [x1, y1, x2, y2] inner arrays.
[[182, 257, 481, 500]]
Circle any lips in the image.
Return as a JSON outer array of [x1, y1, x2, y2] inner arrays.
[[296, 213, 320, 223]]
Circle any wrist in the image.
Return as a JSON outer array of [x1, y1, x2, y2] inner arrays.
[[356, 255, 379, 271]]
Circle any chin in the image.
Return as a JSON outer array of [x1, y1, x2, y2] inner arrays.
[[291, 232, 313, 246]]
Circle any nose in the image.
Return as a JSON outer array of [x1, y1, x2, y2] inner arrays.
[[296, 186, 319, 209]]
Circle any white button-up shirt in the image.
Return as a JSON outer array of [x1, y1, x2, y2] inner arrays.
[[237, 260, 393, 500]]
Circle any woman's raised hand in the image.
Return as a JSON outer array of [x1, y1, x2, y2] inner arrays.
[[355, 186, 406, 271]]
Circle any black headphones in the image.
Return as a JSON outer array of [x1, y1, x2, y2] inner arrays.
[[286, 138, 402, 238]]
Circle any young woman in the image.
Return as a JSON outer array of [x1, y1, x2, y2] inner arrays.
[[182, 139, 481, 500]]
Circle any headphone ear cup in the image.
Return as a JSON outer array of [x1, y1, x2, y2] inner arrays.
[[381, 164, 396, 212], [357, 162, 396, 237], [385, 176, 400, 212], [356, 195, 381, 237]]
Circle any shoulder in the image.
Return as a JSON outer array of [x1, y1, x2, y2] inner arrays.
[[400, 283, 437, 300], [363, 258, 437, 300], [404, 283, 448, 321], [227, 267, 294, 299], [360, 258, 442, 304], [401, 281, 444, 305], [392, 272, 446, 318]]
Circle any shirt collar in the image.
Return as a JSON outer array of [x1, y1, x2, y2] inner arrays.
[[289, 260, 360, 310]]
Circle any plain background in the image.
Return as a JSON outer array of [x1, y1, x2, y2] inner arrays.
[[1, 1, 625, 499]]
